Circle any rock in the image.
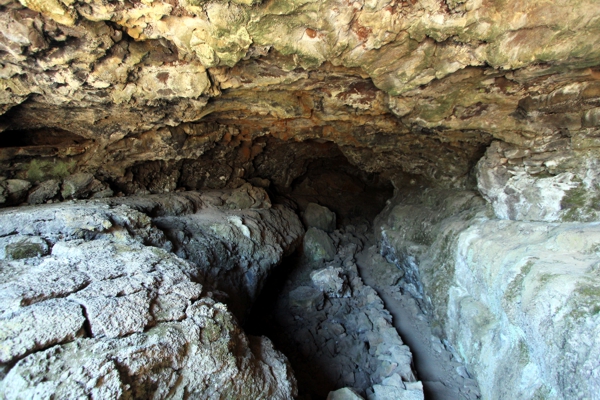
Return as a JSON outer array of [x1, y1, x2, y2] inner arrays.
[[328, 387, 365, 400], [264, 227, 423, 399], [27, 179, 60, 204], [68, 275, 157, 338], [0, 202, 169, 248], [369, 375, 424, 400], [0, 299, 85, 363], [153, 201, 303, 321], [0, 235, 49, 260], [4, 179, 31, 204], [248, 177, 271, 188], [378, 189, 600, 400], [0, 192, 299, 399], [61, 173, 94, 199], [288, 286, 324, 310], [303, 227, 336, 262], [303, 202, 336, 232], [310, 266, 350, 298], [224, 183, 271, 209], [0, 0, 598, 196], [1, 300, 297, 399], [87, 179, 114, 199]]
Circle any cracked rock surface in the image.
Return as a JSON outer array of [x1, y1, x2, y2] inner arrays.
[[1, 0, 600, 206], [376, 188, 600, 399], [0, 189, 301, 399]]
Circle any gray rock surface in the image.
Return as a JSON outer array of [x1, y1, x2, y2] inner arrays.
[[61, 173, 94, 199], [310, 266, 351, 298], [1, 179, 31, 205], [303, 227, 337, 262], [0, 190, 300, 399], [252, 224, 423, 399], [27, 179, 60, 204], [0, 299, 85, 363], [477, 140, 600, 223], [328, 387, 365, 400], [355, 243, 481, 400], [150, 188, 303, 321], [377, 188, 600, 400], [289, 286, 324, 310], [303, 202, 337, 232], [369, 375, 424, 400]]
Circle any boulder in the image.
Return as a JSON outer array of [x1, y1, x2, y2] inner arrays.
[[61, 173, 94, 199], [310, 266, 350, 298], [368, 375, 424, 400], [4, 179, 32, 204], [0, 193, 300, 399], [303, 227, 336, 262], [303, 203, 336, 232], [328, 387, 365, 400], [27, 179, 60, 204]]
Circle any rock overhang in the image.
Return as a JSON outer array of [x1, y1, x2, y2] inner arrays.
[[0, 0, 599, 217]]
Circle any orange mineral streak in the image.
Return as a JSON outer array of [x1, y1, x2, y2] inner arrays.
[[305, 28, 318, 38]]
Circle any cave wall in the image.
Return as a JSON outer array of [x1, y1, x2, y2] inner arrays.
[[375, 188, 600, 399], [1, 0, 600, 198], [0, 190, 302, 398], [1, 0, 600, 399]]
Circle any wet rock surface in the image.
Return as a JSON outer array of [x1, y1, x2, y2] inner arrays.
[[0, 189, 301, 398]]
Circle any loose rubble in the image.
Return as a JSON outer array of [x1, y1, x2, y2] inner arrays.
[[247, 205, 425, 399]]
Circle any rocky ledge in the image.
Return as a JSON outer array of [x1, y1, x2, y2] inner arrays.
[[376, 188, 600, 399], [0, 188, 302, 399]]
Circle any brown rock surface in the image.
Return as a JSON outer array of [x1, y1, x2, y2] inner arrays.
[[0, 0, 598, 192]]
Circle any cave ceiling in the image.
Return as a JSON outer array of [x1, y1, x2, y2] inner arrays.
[[1, 0, 600, 185]]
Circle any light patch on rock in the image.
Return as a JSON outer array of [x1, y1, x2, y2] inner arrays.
[[228, 215, 252, 238], [310, 266, 351, 298], [0, 194, 301, 398], [0, 299, 85, 363]]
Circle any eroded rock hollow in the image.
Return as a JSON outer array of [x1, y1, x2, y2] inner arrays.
[[1, 0, 600, 398]]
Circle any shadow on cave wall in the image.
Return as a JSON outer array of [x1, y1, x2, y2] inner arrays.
[[107, 137, 395, 225]]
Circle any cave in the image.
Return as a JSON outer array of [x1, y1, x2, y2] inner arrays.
[[1, 0, 600, 399]]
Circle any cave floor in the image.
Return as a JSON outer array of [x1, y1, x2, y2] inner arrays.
[[355, 245, 481, 400], [246, 223, 481, 400]]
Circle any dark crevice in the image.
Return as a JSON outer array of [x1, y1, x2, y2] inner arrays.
[[79, 304, 94, 338], [0, 128, 88, 148]]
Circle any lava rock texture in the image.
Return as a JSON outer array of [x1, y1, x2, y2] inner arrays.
[[248, 221, 425, 400], [0, 0, 600, 204], [376, 188, 600, 399]]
